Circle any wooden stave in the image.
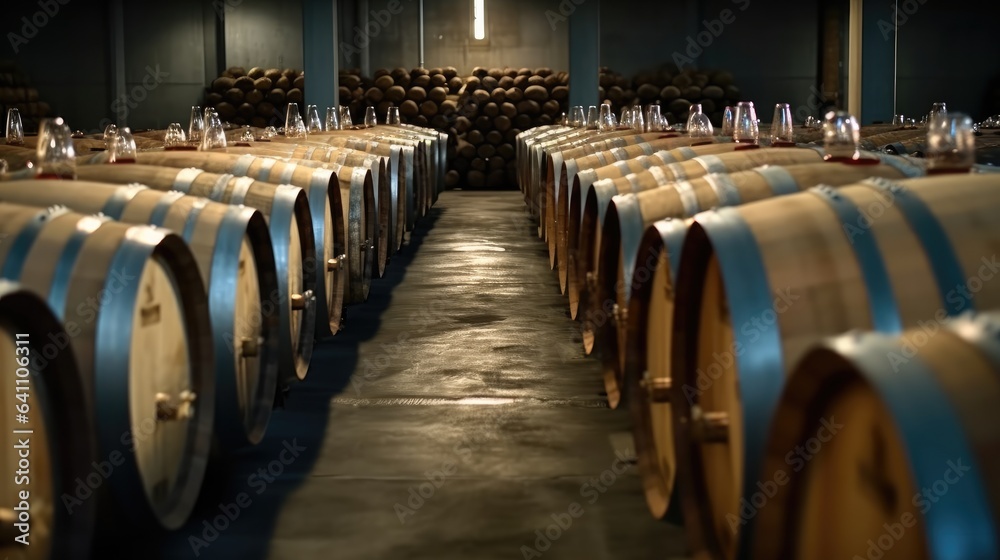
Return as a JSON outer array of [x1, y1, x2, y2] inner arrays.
[[0, 205, 213, 531], [750, 315, 1000, 560], [0, 282, 96, 559], [0, 180, 280, 449], [77, 160, 317, 382], [669, 173, 1000, 560]]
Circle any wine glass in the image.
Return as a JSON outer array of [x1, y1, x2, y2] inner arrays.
[[285, 103, 306, 138], [619, 106, 633, 130], [822, 110, 861, 161], [598, 104, 615, 133], [36, 117, 76, 179], [108, 127, 137, 163], [386, 106, 401, 126], [200, 113, 228, 150], [0, 159, 7, 174], [892, 114, 905, 128], [263, 126, 278, 139], [720, 106, 735, 136], [102, 123, 119, 149], [631, 105, 645, 132], [364, 106, 377, 128], [326, 107, 342, 130], [733, 101, 759, 144], [926, 112, 974, 172], [5, 108, 24, 146], [586, 106, 599, 130], [929, 102, 947, 126], [568, 106, 585, 128], [688, 113, 714, 137], [339, 106, 353, 128], [164, 123, 186, 149], [770, 103, 794, 145], [188, 106, 205, 143], [239, 125, 255, 143], [686, 103, 704, 131], [645, 105, 662, 133], [306, 104, 323, 134]]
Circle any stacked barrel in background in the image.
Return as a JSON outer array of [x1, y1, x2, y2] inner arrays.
[[324, 64, 744, 189], [0, 121, 444, 554], [516, 120, 1000, 559]]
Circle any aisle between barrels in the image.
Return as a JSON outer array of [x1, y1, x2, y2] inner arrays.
[[119, 190, 686, 560]]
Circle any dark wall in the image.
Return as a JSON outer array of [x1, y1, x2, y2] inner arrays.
[[225, 0, 304, 71], [600, 0, 822, 122], [894, 1, 1000, 120], [3, 0, 305, 131], [348, 0, 569, 75], [6, 0, 110, 132]]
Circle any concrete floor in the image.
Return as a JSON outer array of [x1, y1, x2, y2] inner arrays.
[[117, 190, 689, 559]]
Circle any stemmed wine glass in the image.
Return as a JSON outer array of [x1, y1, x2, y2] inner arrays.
[[568, 106, 585, 128], [733, 102, 759, 144], [645, 105, 662, 132], [108, 127, 137, 163], [821, 110, 861, 161], [688, 113, 714, 137], [586, 106, 599, 130], [188, 106, 205, 144], [306, 104, 323, 134], [200, 112, 228, 150], [386, 106, 401, 126], [35, 117, 76, 179], [598, 104, 616, 133], [5, 108, 24, 146], [926, 112, 974, 173], [364, 106, 377, 128], [770, 103, 794, 145], [285, 103, 306, 138], [164, 123, 187, 149], [340, 106, 353, 128]]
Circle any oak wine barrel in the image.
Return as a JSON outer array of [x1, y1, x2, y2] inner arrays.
[[0, 282, 96, 559], [670, 173, 1000, 559], [0, 203, 213, 530]]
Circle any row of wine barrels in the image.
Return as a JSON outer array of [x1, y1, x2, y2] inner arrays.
[[73, 159, 320, 384], [0, 203, 213, 531], [573, 145, 928, 356], [0, 282, 95, 558], [594, 156, 927, 407], [0, 180, 279, 451], [753, 311, 1000, 559], [667, 173, 1000, 558], [561, 142, 747, 300], [548, 135, 735, 285]]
